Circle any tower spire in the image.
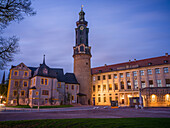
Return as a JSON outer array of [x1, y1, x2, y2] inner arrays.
[[43, 54, 45, 64]]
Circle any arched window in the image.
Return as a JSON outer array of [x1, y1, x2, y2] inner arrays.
[[80, 46, 84, 52]]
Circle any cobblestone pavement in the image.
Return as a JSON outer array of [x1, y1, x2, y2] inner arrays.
[[0, 107, 170, 121]]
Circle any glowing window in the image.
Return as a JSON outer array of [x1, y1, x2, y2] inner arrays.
[[151, 94, 156, 102], [165, 94, 170, 101]]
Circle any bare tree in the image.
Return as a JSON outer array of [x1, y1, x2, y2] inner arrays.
[[0, 0, 36, 69]]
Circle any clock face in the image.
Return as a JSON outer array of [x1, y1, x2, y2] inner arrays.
[[43, 68, 48, 74], [80, 26, 84, 30]]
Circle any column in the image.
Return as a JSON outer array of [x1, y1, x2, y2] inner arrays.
[[160, 67, 166, 87], [130, 71, 134, 89], [117, 73, 121, 90], [144, 69, 149, 87], [137, 70, 141, 89], [152, 69, 157, 87], [124, 72, 127, 90]]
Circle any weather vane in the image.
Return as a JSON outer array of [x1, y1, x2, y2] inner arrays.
[[81, 4, 84, 10]]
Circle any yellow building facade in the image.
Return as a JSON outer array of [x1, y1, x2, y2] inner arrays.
[[91, 54, 170, 107]]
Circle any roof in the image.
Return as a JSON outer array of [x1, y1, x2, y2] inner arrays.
[[64, 73, 79, 84], [91, 54, 170, 74], [33, 63, 65, 82]]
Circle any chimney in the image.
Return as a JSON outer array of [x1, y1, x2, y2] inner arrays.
[[165, 53, 168, 57], [129, 60, 131, 62], [104, 64, 107, 67], [134, 59, 136, 61]]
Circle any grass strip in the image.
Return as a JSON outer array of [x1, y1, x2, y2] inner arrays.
[[0, 118, 170, 128]]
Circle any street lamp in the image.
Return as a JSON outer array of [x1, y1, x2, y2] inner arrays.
[[0, 96, 2, 104], [38, 88, 41, 111]]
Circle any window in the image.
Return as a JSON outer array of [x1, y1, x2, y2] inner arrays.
[[114, 74, 117, 79], [24, 71, 28, 77], [93, 76, 95, 81], [98, 85, 101, 91], [93, 85, 95, 92], [13, 99, 17, 104], [104, 97, 106, 102], [103, 75, 106, 80], [164, 60, 168, 63], [164, 67, 169, 73], [165, 94, 170, 101], [58, 83, 61, 88], [141, 81, 146, 88], [133, 71, 137, 76], [33, 78, 35, 85], [151, 94, 156, 102], [140, 70, 144, 76], [21, 90, 25, 96], [97, 76, 100, 80], [80, 46, 84, 52], [147, 69, 152, 75], [72, 85, 74, 90], [134, 80, 138, 89], [13, 90, 17, 96], [41, 78, 48, 85], [72, 96, 74, 100], [42, 90, 49, 95], [45, 79, 48, 85], [109, 84, 112, 90], [114, 83, 118, 90], [23, 81, 28, 87], [14, 81, 19, 87], [66, 85, 68, 89], [155, 68, 160, 74], [99, 70, 102, 73], [14, 71, 18, 76], [166, 79, 170, 87], [98, 97, 101, 102], [103, 85, 106, 91], [121, 82, 124, 89], [148, 62, 152, 66], [157, 80, 162, 87], [120, 73, 123, 78], [149, 80, 153, 87], [127, 81, 131, 89], [36, 92, 39, 96], [109, 97, 112, 102], [108, 75, 111, 79], [126, 72, 130, 77]]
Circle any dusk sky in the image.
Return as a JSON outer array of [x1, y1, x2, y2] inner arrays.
[[1, 0, 170, 81]]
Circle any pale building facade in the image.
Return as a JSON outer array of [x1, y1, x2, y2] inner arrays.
[[7, 59, 79, 106]]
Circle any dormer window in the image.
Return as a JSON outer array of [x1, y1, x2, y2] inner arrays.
[[148, 62, 152, 66], [164, 60, 168, 63], [99, 70, 102, 73], [43, 68, 48, 74]]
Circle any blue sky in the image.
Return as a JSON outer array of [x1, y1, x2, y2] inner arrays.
[[1, 0, 170, 81]]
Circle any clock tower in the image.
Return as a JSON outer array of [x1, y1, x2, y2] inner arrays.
[[73, 6, 92, 105]]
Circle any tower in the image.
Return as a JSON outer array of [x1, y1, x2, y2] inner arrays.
[[73, 6, 92, 105]]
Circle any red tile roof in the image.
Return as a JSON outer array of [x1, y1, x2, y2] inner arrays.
[[91, 54, 170, 74]]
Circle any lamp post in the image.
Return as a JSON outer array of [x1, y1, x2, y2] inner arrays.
[[0, 96, 2, 104], [139, 88, 143, 109], [38, 88, 41, 111]]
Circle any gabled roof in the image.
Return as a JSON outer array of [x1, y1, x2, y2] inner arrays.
[[92, 54, 170, 74], [64, 73, 79, 84]]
